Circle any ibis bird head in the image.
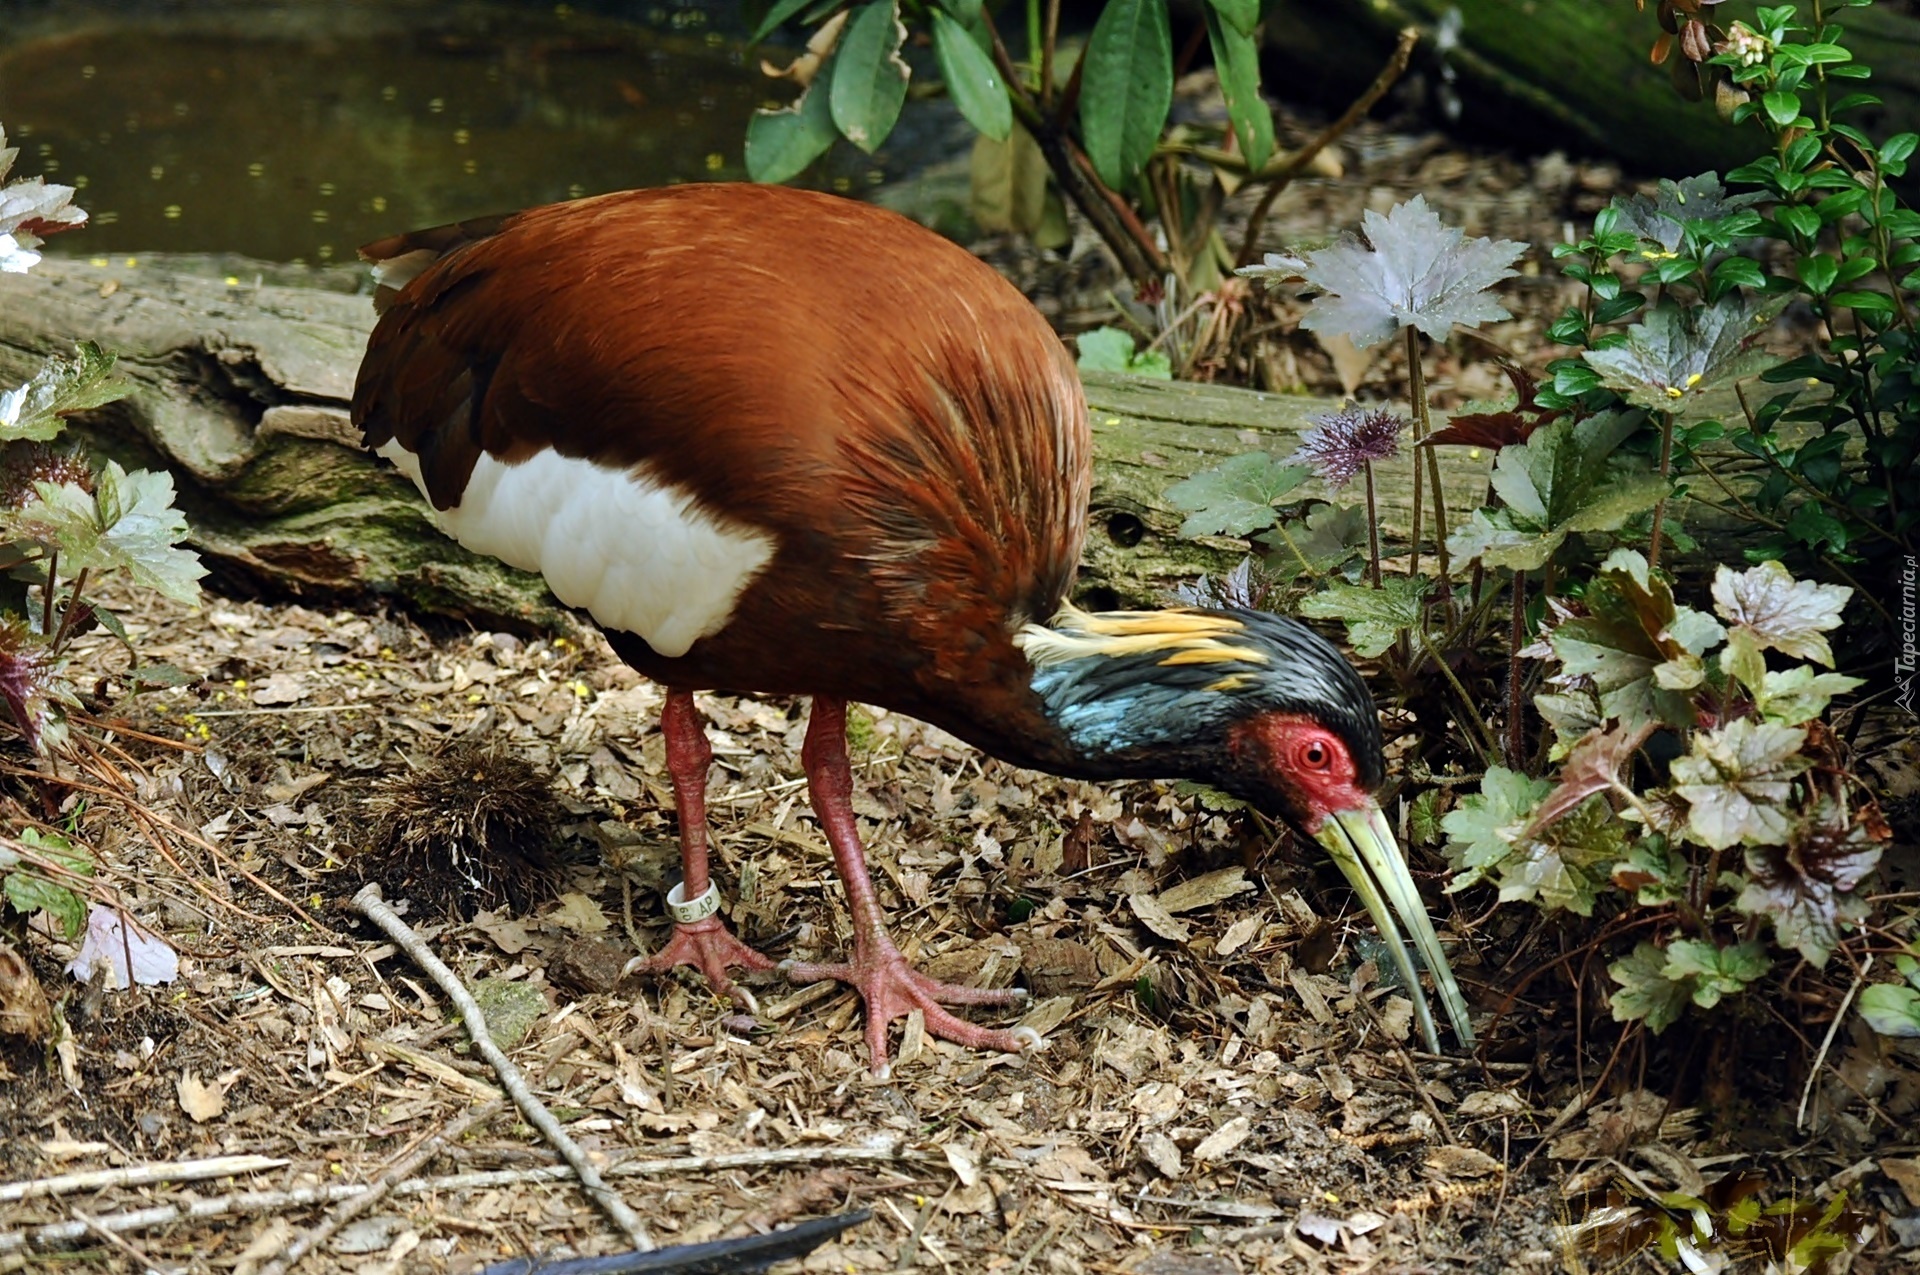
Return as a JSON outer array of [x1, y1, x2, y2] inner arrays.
[[1017, 605, 1475, 1053]]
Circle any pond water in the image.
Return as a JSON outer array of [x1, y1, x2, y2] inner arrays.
[[0, 0, 897, 263]]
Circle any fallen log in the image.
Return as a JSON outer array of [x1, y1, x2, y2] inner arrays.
[[1, 255, 1494, 631]]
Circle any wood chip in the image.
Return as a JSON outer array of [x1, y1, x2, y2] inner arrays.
[[1191, 1115, 1252, 1163], [1155, 867, 1254, 915], [1128, 892, 1192, 943]]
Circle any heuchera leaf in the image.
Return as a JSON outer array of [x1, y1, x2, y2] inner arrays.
[[1611, 837, 1689, 906], [1545, 548, 1724, 730], [1239, 195, 1524, 348], [1525, 721, 1655, 834], [1164, 453, 1309, 537], [1612, 172, 1765, 253], [1662, 937, 1771, 1009], [1261, 502, 1369, 578], [1609, 941, 1693, 1032], [1, 461, 207, 604], [1443, 760, 1620, 910], [1860, 984, 1920, 1037], [1, 123, 90, 273], [1487, 794, 1625, 916], [1735, 800, 1881, 966], [1674, 721, 1804, 852], [0, 342, 127, 444], [1425, 365, 1563, 448], [1581, 294, 1778, 416], [0, 618, 62, 750], [1670, 718, 1811, 850], [1446, 410, 1669, 571], [1, 827, 93, 939], [1710, 560, 1851, 666], [1296, 575, 1429, 658]]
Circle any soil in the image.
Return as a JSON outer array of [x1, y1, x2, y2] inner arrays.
[[3, 90, 1920, 1275]]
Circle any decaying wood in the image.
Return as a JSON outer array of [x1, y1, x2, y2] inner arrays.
[[0, 257, 1490, 631]]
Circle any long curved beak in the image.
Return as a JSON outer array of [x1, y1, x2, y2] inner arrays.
[[1313, 803, 1475, 1053]]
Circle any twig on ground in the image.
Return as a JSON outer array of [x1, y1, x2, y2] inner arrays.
[[1350, 963, 1458, 1145], [0, 1154, 287, 1204], [260, 1098, 505, 1275], [0, 1144, 919, 1255], [1799, 954, 1872, 1132], [351, 883, 655, 1252]]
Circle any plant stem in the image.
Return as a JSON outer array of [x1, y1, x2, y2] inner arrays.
[[1236, 27, 1419, 266], [1039, 0, 1059, 105], [1648, 410, 1676, 571], [1405, 327, 1451, 591], [982, 14, 1168, 289], [1416, 630, 1502, 765], [1505, 569, 1527, 771], [1364, 460, 1381, 588], [50, 568, 88, 653], [40, 549, 57, 638]]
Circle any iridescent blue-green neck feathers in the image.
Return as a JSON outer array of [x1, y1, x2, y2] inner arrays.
[[1013, 605, 1385, 788]]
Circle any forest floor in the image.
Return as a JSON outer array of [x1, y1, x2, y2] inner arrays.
[[3, 91, 1920, 1275]]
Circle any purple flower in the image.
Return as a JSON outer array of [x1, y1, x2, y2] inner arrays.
[[1288, 405, 1406, 488]]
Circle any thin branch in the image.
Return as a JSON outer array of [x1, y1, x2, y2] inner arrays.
[[1237, 27, 1420, 267], [0, 1145, 920, 1256], [352, 883, 654, 1252], [260, 1099, 505, 1275], [0, 1155, 286, 1205]]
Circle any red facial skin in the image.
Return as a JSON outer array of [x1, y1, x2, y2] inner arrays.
[[1225, 712, 1373, 833]]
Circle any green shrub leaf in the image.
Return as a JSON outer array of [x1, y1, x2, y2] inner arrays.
[[1080, 0, 1172, 190], [931, 11, 1011, 142], [745, 63, 839, 183], [830, 1, 911, 153]]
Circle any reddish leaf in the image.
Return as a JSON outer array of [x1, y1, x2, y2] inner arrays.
[[1526, 721, 1656, 835]]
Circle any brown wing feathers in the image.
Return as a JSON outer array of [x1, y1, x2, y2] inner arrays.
[[352, 185, 1089, 758]]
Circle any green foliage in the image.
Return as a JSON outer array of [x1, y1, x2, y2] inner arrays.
[[1080, 0, 1172, 190], [1074, 326, 1173, 380], [745, 0, 1282, 302], [1297, 575, 1428, 658], [0, 827, 93, 939], [1446, 411, 1670, 571], [1164, 452, 1309, 537], [1147, 8, 1906, 1050], [1860, 949, 1920, 1037], [0, 345, 205, 750], [829, 1, 910, 153]]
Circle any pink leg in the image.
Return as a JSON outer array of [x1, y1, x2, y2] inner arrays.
[[782, 697, 1037, 1076], [624, 689, 774, 1004]]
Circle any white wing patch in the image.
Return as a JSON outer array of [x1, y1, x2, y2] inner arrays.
[[378, 441, 775, 658]]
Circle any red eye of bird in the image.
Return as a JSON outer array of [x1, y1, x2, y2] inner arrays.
[[1301, 738, 1333, 770]]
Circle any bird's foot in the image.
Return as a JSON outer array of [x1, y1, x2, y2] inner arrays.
[[623, 916, 777, 1013], [782, 943, 1040, 1078]]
